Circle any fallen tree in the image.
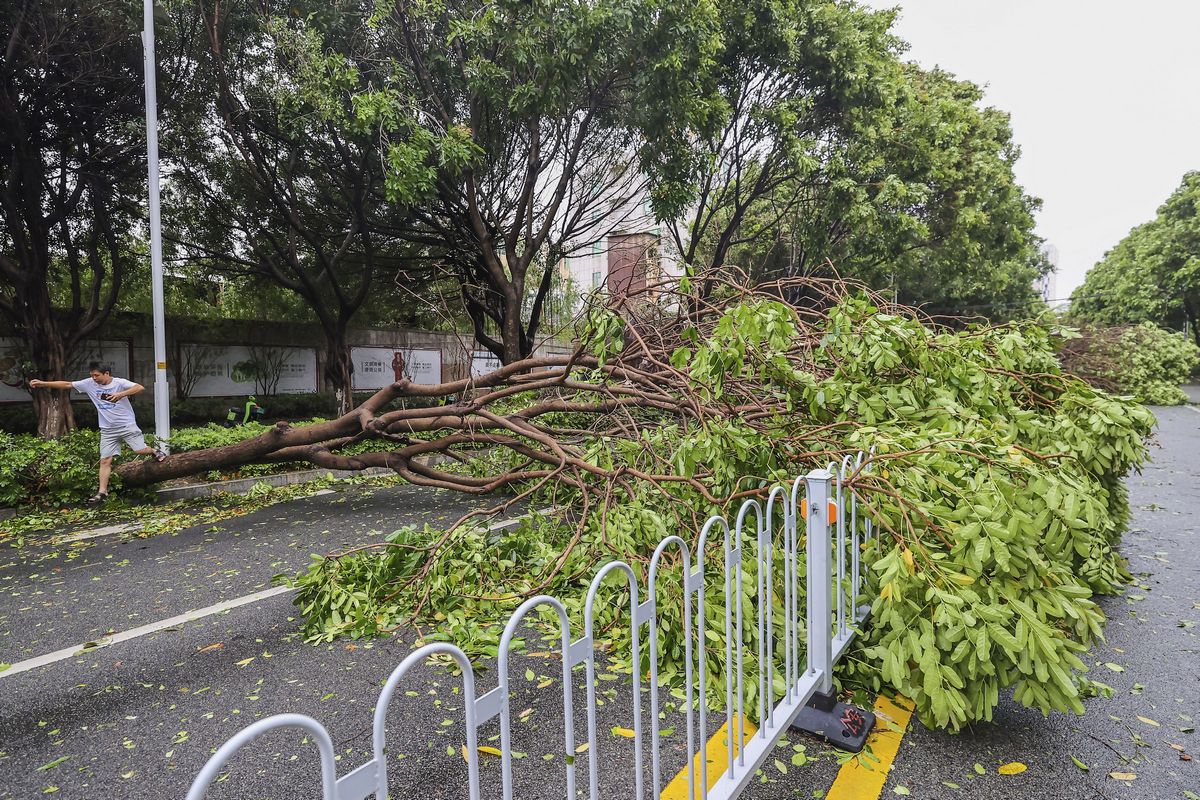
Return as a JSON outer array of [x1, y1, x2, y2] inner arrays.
[[121, 274, 1155, 730], [116, 273, 852, 501], [1058, 321, 1200, 405]]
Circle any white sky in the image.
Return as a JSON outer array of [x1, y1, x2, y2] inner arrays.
[[864, 0, 1200, 300]]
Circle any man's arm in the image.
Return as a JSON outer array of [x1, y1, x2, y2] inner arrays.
[[28, 379, 74, 390], [110, 382, 144, 400]]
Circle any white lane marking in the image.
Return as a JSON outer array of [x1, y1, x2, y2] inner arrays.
[[1, 510, 546, 678], [57, 522, 143, 544], [1185, 405, 1200, 415], [0, 585, 295, 679]]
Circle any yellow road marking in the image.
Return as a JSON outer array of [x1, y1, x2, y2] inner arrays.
[[660, 716, 758, 800], [826, 695, 915, 800]]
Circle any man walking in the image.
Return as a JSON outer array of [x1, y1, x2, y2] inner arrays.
[[29, 361, 165, 506]]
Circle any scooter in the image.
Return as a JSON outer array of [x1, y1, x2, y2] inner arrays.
[[224, 396, 266, 427]]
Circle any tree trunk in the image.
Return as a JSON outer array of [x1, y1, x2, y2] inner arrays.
[[501, 289, 526, 364], [1185, 297, 1200, 348], [323, 332, 355, 417], [27, 312, 77, 438], [32, 389, 76, 439]]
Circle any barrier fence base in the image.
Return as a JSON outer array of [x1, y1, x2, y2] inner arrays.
[[790, 689, 876, 753]]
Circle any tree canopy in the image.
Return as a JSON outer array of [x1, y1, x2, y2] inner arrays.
[[0, 0, 153, 436], [342, 0, 724, 362], [282, 0, 1051, 354], [717, 63, 1048, 318], [1071, 171, 1200, 344], [2, 0, 1057, 437], [173, 0, 424, 414]]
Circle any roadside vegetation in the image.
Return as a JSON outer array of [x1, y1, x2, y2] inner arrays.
[[0, 419, 402, 509]]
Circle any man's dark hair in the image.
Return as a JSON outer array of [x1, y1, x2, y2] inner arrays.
[[88, 361, 113, 375]]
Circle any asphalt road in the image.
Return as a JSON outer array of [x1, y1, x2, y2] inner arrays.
[[0, 484, 489, 662], [881, 402, 1200, 799], [0, 483, 495, 799], [0, 482, 843, 800]]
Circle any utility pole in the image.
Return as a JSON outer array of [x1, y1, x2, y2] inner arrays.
[[141, 1, 171, 451]]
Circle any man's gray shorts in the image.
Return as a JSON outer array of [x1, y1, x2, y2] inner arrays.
[[100, 426, 147, 458]]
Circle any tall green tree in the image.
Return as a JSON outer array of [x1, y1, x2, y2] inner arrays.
[[171, 1, 421, 414], [1071, 172, 1200, 344], [277, 0, 722, 363], [707, 62, 1047, 318], [0, 0, 152, 436], [639, 0, 901, 301]]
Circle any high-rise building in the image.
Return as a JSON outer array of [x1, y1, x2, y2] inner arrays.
[[1036, 244, 1060, 305]]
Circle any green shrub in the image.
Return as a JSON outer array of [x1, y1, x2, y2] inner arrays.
[[165, 422, 275, 452], [0, 429, 110, 507], [0, 417, 404, 508]]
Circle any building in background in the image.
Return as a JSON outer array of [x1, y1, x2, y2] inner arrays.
[[1036, 244, 1061, 306], [560, 183, 683, 309]]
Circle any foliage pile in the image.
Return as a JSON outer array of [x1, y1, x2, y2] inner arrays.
[[282, 276, 1154, 731], [1059, 322, 1200, 405]]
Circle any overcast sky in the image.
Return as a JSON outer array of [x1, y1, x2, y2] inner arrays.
[[864, 0, 1200, 300]]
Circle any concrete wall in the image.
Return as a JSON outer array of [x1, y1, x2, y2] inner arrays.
[[0, 311, 574, 403]]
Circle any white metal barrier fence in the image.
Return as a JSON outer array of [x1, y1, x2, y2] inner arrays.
[[186, 456, 877, 800]]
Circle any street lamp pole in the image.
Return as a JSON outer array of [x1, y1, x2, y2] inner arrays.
[[141, 1, 171, 451]]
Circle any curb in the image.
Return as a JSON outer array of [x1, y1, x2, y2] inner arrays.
[[153, 466, 400, 502], [153, 452, 451, 502], [0, 456, 447, 518]]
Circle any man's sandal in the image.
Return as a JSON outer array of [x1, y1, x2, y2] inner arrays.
[[86, 492, 109, 508]]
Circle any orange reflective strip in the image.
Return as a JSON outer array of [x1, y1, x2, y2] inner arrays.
[[799, 501, 838, 521]]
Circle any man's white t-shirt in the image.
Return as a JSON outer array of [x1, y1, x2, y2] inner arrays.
[[72, 377, 138, 430]]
